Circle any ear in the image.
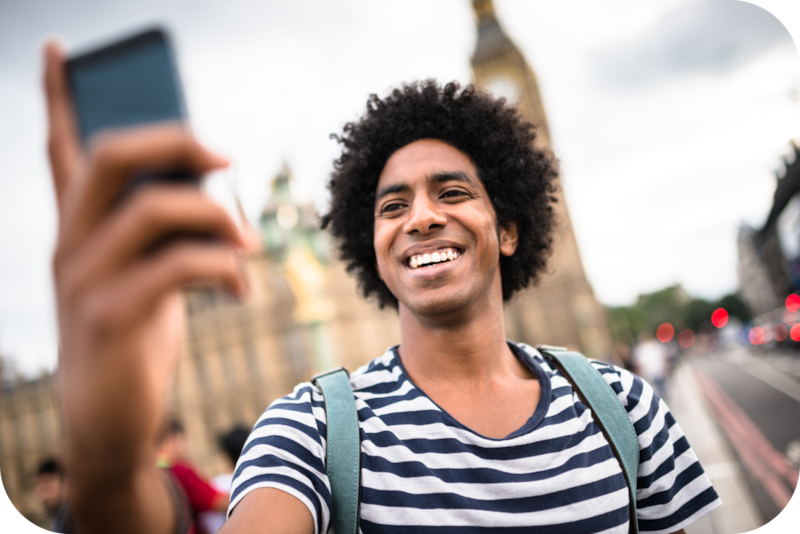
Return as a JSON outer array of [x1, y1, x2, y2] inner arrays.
[[499, 220, 519, 257]]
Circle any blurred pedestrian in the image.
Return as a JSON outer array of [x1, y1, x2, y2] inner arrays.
[[199, 426, 250, 534], [613, 341, 635, 373], [33, 457, 69, 532], [157, 418, 228, 534], [633, 332, 670, 401]]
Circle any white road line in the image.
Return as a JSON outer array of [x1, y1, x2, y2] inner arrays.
[[729, 349, 800, 404]]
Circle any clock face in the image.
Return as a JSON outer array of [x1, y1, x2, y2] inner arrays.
[[485, 75, 521, 103]]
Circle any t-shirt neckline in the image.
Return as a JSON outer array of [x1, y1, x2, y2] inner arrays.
[[389, 341, 553, 441]]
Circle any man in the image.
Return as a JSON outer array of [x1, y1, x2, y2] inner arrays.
[[157, 419, 229, 534], [632, 332, 670, 401], [44, 40, 717, 533], [33, 457, 68, 531]]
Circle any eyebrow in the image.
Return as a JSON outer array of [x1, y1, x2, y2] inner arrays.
[[375, 171, 476, 202]]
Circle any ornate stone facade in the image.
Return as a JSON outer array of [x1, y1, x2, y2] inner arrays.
[[0, 361, 61, 527]]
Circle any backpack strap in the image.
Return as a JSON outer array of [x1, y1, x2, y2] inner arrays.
[[537, 346, 640, 534], [312, 367, 361, 534]]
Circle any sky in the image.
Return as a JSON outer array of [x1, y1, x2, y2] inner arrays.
[[0, 0, 799, 377]]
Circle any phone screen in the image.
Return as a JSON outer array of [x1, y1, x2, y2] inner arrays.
[[67, 29, 186, 143]]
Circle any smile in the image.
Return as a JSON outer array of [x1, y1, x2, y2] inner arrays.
[[407, 248, 461, 269]]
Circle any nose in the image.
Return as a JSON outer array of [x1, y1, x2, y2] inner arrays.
[[403, 196, 447, 235]]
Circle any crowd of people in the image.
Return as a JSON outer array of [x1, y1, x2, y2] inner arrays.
[[33, 420, 249, 534]]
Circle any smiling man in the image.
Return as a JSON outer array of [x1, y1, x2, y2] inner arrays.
[[225, 82, 721, 534], [45, 37, 717, 534]]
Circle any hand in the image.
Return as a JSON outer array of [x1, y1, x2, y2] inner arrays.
[[44, 40, 249, 533]]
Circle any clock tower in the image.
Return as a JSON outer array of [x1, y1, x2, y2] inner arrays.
[[471, 0, 612, 358]]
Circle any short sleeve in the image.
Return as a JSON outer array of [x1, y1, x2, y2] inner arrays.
[[228, 382, 332, 534], [593, 361, 722, 534]]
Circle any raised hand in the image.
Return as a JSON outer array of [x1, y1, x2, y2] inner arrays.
[[44, 41, 249, 534]]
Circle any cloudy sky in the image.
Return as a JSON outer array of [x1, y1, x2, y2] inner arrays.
[[0, 0, 799, 377]]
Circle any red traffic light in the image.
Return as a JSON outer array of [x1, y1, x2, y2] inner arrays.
[[791, 324, 800, 342], [656, 323, 674, 343], [786, 294, 800, 313], [711, 308, 728, 328], [749, 327, 765, 345]]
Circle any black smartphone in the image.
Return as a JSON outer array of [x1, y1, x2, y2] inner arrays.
[[66, 27, 197, 191]]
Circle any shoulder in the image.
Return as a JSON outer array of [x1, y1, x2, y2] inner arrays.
[[228, 348, 400, 530], [513, 343, 659, 432], [245, 346, 400, 444]]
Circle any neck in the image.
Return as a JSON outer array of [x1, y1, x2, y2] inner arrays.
[[397, 270, 516, 384]]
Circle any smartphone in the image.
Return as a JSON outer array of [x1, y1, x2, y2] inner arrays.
[[66, 27, 196, 190]]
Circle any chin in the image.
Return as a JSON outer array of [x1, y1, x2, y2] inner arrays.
[[400, 290, 477, 324]]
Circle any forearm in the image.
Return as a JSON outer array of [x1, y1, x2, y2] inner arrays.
[[58, 310, 178, 476], [68, 463, 177, 534]]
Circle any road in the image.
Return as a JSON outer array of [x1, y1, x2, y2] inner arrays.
[[687, 345, 800, 527]]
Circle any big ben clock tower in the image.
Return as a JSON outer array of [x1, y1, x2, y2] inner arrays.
[[471, 0, 612, 358]]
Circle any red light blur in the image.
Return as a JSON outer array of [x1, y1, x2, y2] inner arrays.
[[678, 329, 695, 349], [711, 308, 728, 328], [791, 324, 800, 342], [749, 327, 765, 345], [786, 294, 800, 313], [774, 324, 788, 342], [656, 323, 674, 343]]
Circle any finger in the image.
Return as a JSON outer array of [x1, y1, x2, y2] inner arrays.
[[60, 186, 247, 296], [44, 40, 82, 207], [81, 243, 247, 335], [58, 125, 228, 258]]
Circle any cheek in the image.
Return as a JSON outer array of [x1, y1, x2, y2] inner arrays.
[[373, 225, 391, 279]]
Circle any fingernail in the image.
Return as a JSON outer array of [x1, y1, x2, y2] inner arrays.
[[209, 152, 230, 167]]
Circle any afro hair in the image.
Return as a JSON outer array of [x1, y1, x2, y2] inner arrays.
[[321, 80, 558, 309]]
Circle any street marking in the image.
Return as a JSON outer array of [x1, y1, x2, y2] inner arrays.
[[731, 351, 800, 404], [693, 367, 799, 511]]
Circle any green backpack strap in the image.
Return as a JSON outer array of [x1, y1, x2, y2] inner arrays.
[[537, 346, 640, 534], [312, 367, 361, 534]]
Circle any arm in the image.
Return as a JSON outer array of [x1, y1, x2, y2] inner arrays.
[[44, 41, 248, 534], [221, 489, 314, 534]]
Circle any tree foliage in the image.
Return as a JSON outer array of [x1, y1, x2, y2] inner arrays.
[[605, 285, 752, 345]]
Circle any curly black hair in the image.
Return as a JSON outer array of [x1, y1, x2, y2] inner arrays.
[[321, 80, 558, 309]]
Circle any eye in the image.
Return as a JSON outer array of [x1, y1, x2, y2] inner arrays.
[[380, 201, 406, 214], [440, 188, 469, 200]]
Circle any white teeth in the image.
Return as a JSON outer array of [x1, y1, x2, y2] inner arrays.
[[408, 249, 461, 268]]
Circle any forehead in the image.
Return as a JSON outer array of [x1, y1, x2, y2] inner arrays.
[[377, 139, 478, 188]]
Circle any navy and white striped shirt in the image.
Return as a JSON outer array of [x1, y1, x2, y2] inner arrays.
[[230, 343, 720, 533]]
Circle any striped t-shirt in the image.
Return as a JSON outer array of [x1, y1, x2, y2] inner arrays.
[[229, 343, 720, 533]]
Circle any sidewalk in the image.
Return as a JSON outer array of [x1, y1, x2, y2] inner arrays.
[[667, 359, 763, 534]]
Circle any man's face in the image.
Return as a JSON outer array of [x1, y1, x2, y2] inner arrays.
[[34, 474, 64, 516], [373, 139, 517, 319]]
